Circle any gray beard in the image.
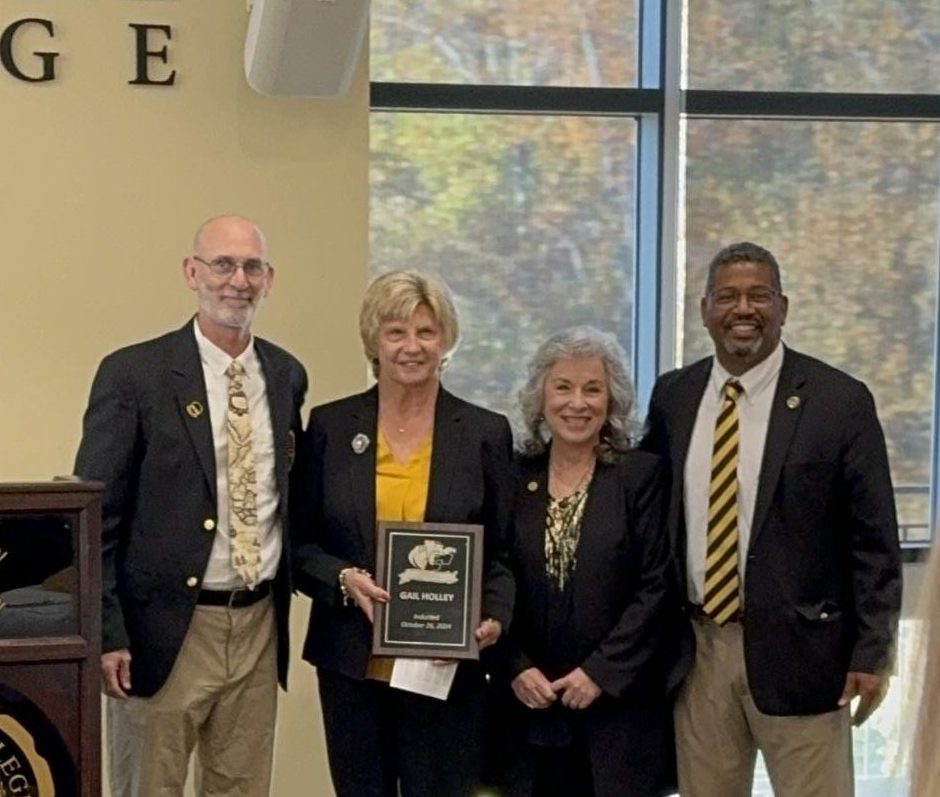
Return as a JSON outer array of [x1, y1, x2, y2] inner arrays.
[[722, 333, 762, 359]]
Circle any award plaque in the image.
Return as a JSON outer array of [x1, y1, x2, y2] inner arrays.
[[373, 521, 483, 660]]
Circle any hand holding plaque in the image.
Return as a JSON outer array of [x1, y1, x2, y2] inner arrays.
[[372, 521, 483, 660]]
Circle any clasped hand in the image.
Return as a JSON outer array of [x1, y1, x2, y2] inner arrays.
[[511, 666, 601, 711]]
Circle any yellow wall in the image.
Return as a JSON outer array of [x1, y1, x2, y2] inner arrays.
[[0, 2, 368, 794]]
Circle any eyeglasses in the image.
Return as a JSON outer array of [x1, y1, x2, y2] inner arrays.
[[192, 255, 270, 279], [709, 288, 778, 308]]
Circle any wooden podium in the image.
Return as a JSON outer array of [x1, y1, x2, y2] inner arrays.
[[0, 481, 102, 797]]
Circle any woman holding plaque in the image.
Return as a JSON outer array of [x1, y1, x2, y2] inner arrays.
[[490, 326, 688, 797], [291, 270, 513, 797]]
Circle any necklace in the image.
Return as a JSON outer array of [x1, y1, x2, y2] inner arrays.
[[382, 413, 431, 436], [549, 459, 595, 499], [545, 468, 593, 589]]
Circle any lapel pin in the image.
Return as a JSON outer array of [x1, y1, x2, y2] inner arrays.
[[351, 433, 370, 455], [786, 395, 801, 410], [186, 401, 204, 419], [527, 481, 539, 493]]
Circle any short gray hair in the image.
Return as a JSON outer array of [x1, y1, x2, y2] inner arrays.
[[516, 326, 637, 461]]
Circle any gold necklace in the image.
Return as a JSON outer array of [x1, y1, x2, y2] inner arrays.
[[549, 459, 595, 498]]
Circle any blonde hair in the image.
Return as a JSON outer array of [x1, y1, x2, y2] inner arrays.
[[359, 270, 460, 376]]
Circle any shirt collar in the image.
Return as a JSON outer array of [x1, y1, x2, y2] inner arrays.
[[709, 341, 784, 405], [192, 318, 257, 378]]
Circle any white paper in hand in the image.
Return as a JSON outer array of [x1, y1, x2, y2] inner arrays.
[[389, 658, 458, 701]]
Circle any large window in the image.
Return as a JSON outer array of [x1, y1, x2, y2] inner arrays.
[[371, 0, 638, 86], [371, 112, 637, 414], [370, 5, 938, 788], [687, 0, 940, 93], [683, 119, 939, 541]]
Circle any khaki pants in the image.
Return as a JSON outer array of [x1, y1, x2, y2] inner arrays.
[[108, 598, 277, 797], [675, 615, 853, 797]]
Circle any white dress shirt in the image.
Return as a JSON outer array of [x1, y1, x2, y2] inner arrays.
[[193, 320, 282, 590], [683, 342, 784, 604]]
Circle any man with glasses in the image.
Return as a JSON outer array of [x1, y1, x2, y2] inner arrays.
[[642, 241, 901, 797], [75, 215, 307, 797]]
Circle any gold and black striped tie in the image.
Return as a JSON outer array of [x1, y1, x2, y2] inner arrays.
[[703, 379, 744, 625]]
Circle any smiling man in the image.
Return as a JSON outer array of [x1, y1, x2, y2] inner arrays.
[[641, 241, 901, 797], [74, 215, 307, 797]]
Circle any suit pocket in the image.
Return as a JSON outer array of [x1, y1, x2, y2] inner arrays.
[[794, 600, 842, 623]]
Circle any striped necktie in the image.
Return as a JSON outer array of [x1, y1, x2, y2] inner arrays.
[[703, 378, 744, 625], [226, 361, 261, 587]]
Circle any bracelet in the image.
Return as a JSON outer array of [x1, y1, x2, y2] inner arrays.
[[338, 566, 371, 606]]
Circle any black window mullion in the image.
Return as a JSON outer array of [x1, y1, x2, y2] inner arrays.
[[370, 82, 663, 115]]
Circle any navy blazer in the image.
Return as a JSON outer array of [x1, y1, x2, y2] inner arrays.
[[291, 386, 514, 680], [74, 322, 307, 696], [642, 347, 902, 715]]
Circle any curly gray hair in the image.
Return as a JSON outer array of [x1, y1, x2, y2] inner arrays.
[[516, 326, 637, 461]]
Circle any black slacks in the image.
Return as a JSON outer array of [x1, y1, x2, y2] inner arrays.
[[317, 663, 487, 797]]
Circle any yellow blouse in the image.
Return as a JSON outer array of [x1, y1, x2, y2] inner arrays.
[[375, 431, 433, 525], [366, 430, 433, 681]]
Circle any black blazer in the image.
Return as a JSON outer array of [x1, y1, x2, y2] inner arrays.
[[291, 386, 514, 680], [642, 347, 902, 715], [74, 322, 307, 697], [491, 450, 686, 797], [504, 450, 688, 698]]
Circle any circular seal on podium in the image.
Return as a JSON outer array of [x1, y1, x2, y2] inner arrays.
[[0, 683, 75, 796]]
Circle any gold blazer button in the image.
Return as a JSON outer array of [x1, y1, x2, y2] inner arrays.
[[186, 576, 199, 588], [203, 518, 216, 532]]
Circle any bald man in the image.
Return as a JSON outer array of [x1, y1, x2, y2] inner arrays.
[[75, 216, 307, 796]]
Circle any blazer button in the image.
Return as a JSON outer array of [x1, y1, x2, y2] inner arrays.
[[203, 518, 216, 531], [186, 576, 199, 588]]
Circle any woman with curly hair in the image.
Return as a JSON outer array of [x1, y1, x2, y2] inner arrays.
[[490, 326, 689, 797]]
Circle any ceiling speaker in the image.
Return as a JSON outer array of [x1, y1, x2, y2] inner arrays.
[[244, 0, 370, 97]]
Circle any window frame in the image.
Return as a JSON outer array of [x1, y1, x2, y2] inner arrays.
[[369, 0, 940, 551]]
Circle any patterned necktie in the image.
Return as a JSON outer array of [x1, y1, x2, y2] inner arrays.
[[703, 378, 744, 625], [226, 360, 261, 587]]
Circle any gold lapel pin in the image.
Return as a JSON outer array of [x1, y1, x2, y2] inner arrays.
[[786, 395, 801, 410], [186, 401, 204, 419], [527, 481, 539, 493]]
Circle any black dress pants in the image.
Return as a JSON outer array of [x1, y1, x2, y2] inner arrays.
[[317, 663, 486, 797]]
